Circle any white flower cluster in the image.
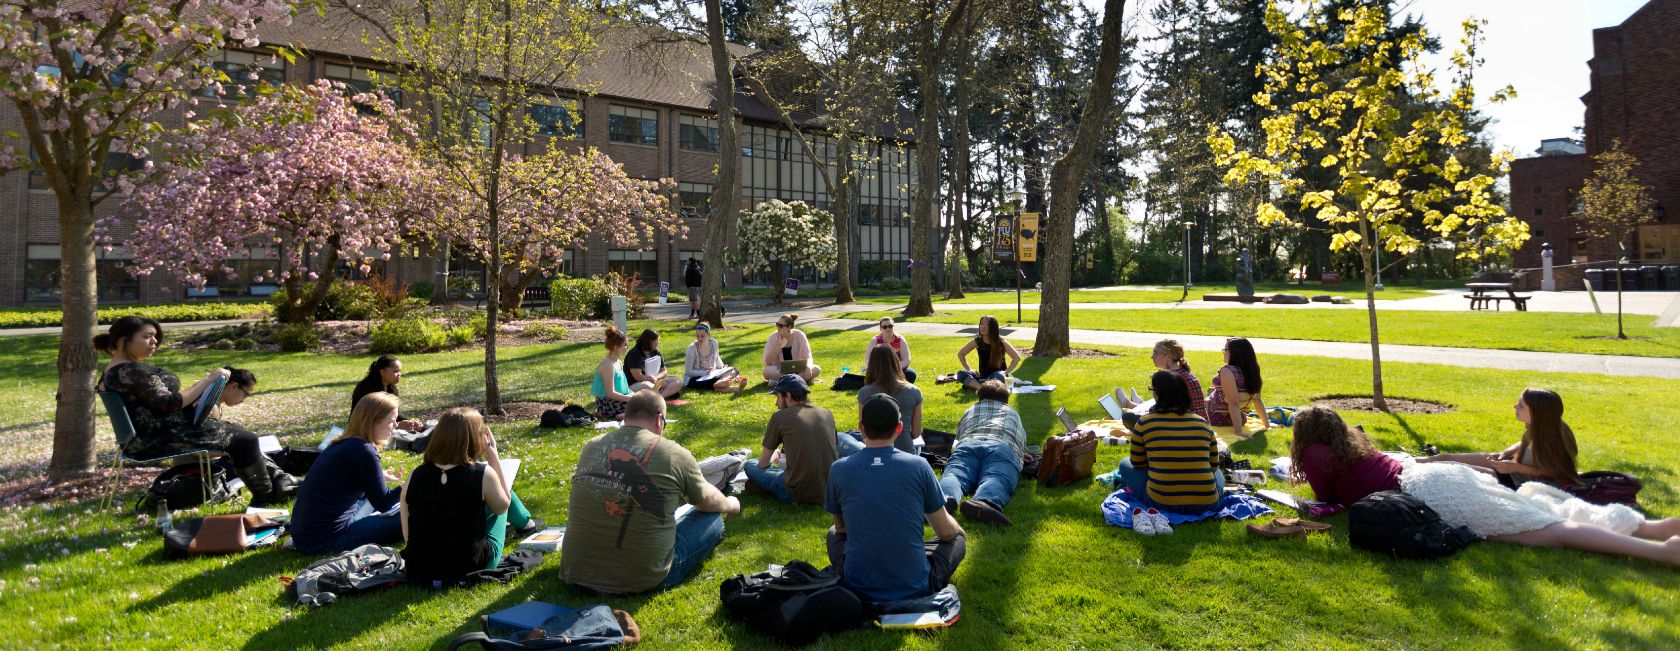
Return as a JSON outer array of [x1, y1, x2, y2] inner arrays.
[[732, 200, 838, 273]]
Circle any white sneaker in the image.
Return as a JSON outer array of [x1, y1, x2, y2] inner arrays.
[[1131, 507, 1157, 535], [1148, 508, 1173, 535], [1129, 387, 1144, 404]]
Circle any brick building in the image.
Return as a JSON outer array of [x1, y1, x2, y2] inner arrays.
[[1511, 0, 1678, 287], [0, 14, 918, 307]]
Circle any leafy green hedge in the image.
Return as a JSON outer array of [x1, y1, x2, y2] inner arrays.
[[0, 302, 272, 329]]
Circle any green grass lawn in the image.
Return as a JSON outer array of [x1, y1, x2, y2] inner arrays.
[[852, 281, 1457, 306], [835, 308, 1680, 359], [2, 325, 1679, 649]]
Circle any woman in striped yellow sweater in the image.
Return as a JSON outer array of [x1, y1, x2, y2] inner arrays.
[[1119, 370, 1225, 514]]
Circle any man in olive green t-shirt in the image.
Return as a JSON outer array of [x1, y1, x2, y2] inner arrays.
[[560, 390, 741, 594], [744, 374, 841, 504]]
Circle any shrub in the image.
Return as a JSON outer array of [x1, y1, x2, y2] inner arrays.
[[234, 337, 258, 351], [599, 271, 648, 319], [522, 322, 568, 341], [549, 276, 608, 320], [369, 317, 449, 354], [209, 338, 236, 350], [878, 276, 909, 293], [268, 280, 379, 322], [274, 323, 321, 352], [0, 302, 271, 329], [409, 281, 435, 302]]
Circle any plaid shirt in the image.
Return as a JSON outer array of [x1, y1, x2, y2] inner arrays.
[[955, 399, 1027, 456], [1176, 366, 1208, 421]]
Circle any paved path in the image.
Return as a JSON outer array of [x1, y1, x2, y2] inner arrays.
[[850, 289, 1680, 318], [0, 318, 263, 338], [651, 301, 1680, 380]]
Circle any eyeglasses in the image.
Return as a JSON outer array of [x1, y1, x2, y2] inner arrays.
[[881, 325, 893, 329], [777, 323, 791, 329]]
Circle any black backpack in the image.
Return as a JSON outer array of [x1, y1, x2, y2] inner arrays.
[[270, 445, 321, 477], [138, 459, 238, 512], [540, 404, 596, 428], [1348, 491, 1479, 559], [719, 560, 864, 646], [830, 373, 866, 391], [1566, 471, 1643, 507]]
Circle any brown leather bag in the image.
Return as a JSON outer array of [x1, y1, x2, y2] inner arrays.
[[1037, 430, 1098, 486]]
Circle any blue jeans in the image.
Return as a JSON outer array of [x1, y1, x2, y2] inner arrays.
[[956, 370, 1007, 387], [938, 439, 1022, 508], [658, 509, 724, 590], [1118, 458, 1225, 515], [298, 507, 404, 554], [837, 430, 866, 458], [743, 462, 796, 504]]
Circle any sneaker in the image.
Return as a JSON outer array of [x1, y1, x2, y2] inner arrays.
[[1131, 507, 1156, 535], [959, 499, 1014, 527], [936, 374, 959, 385], [1147, 508, 1173, 535]]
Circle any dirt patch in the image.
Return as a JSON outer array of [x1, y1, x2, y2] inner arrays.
[[1312, 396, 1455, 414], [481, 401, 573, 423], [0, 465, 162, 509], [1578, 336, 1653, 342], [1030, 347, 1116, 359]]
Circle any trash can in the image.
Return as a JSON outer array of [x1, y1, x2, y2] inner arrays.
[[1665, 266, 1680, 291], [1641, 266, 1660, 290], [1620, 267, 1641, 291], [1585, 268, 1604, 291]]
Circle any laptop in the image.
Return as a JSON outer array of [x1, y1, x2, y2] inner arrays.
[[1055, 407, 1079, 433], [1098, 393, 1125, 420], [778, 359, 809, 376]]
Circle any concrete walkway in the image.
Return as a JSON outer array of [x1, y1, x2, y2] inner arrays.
[[850, 289, 1680, 319], [650, 301, 1680, 380], [0, 318, 263, 338]]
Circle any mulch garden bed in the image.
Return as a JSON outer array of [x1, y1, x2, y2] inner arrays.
[[1312, 396, 1455, 414]]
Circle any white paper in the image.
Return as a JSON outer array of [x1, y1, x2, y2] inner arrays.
[[319, 425, 345, 451], [878, 612, 945, 627], [643, 355, 662, 378], [673, 503, 695, 521], [245, 506, 290, 520], [697, 367, 730, 383], [258, 435, 282, 454], [351, 497, 400, 520], [1011, 384, 1056, 394], [594, 420, 621, 430], [498, 458, 521, 487]]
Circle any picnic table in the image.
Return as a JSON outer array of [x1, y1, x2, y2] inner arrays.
[[1464, 282, 1530, 311]]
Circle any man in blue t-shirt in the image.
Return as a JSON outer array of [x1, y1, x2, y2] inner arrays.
[[825, 394, 966, 603]]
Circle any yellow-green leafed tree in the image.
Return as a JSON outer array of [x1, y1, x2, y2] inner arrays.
[[1208, 2, 1527, 410], [1577, 139, 1657, 339]]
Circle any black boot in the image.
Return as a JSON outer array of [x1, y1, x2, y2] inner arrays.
[[266, 460, 300, 502], [236, 461, 295, 507]]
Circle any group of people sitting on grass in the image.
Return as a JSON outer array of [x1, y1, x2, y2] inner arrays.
[[91, 310, 1680, 612]]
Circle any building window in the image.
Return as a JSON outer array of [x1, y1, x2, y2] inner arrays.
[[1534, 208, 1544, 216], [679, 115, 719, 153], [1570, 238, 1588, 265], [1532, 186, 1543, 195], [608, 105, 658, 146], [1535, 229, 1545, 238], [29, 149, 142, 192], [323, 63, 401, 105], [678, 182, 712, 218], [24, 244, 140, 303], [528, 100, 582, 138], [607, 250, 658, 284], [199, 49, 285, 98]]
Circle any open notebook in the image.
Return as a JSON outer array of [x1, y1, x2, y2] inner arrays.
[[352, 458, 521, 519]]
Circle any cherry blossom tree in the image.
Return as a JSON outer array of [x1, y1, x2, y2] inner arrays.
[[0, 0, 299, 481], [733, 200, 837, 304], [425, 147, 681, 313], [111, 80, 441, 322]]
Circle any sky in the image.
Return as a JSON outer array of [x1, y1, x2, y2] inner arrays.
[[1082, 0, 1651, 158]]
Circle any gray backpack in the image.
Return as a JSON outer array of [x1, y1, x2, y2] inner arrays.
[[284, 544, 407, 606]]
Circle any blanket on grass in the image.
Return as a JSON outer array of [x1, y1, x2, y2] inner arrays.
[[1101, 488, 1273, 528]]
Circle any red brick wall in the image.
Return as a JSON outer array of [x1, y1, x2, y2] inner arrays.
[[1583, 0, 1680, 258], [1509, 153, 1595, 270]]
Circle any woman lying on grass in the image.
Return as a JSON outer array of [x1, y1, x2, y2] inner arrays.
[[1418, 388, 1578, 489], [1296, 406, 1680, 566]]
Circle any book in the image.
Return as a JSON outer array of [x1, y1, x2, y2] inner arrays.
[[499, 458, 521, 487], [245, 506, 290, 521], [517, 526, 567, 552], [257, 435, 282, 455]]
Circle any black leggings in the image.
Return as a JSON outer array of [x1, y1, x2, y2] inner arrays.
[[223, 429, 263, 468]]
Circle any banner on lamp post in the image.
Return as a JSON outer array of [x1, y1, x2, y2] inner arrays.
[[992, 215, 1015, 263], [1017, 213, 1039, 263]]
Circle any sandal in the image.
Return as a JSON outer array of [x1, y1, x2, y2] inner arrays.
[[1274, 517, 1332, 533], [1246, 522, 1307, 539]]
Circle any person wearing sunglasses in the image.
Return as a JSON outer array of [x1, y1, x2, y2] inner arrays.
[[761, 313, 821, 383], [860, 317, 916, 383]]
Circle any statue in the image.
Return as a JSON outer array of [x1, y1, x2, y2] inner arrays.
[[1235, 250, 1255, 297]]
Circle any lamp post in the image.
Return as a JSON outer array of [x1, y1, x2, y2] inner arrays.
[[1373, 234, 1385, 291], [1179, 218, 1194, 303], [1009, 189, 1027, 322], [1617, 244, 1628, 340]]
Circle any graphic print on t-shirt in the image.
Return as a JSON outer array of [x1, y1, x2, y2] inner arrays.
[[580, 439, 668, 548]]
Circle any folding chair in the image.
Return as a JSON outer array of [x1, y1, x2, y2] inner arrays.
[[99, 391, 224, 512]]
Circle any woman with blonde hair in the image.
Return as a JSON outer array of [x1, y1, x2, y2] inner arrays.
[[762, 313, 820, 383], [292, 392, 406, 554], [401, 407, 542, 584]]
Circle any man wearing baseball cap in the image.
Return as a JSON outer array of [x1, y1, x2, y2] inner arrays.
[[824, 393, 966, 603], [744, 374, 840, 504]]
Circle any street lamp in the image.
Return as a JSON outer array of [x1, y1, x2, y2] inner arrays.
[[1179, 218, 1194, 303], [1008, 190, 1027, 322]]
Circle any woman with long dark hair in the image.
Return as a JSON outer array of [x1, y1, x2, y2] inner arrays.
[[953, 315, 1020, 391], [1420, 388, 1580, 488], [352, 355, 423, 431], [855, 344, 923, 453], [95, 316, 297, 505], [1207, 337, 1268, 438], [625, 329, 684, 398]]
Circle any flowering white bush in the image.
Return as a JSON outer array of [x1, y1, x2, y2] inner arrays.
[[733, 200, 838, 274]]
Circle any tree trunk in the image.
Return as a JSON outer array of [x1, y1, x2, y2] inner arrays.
[[832, 137, 855, 304], [48, 195, 100, 481], [497, 268, 537, 313], [701, 0, 740, 327], [946, 25, 974, 301], [904, 0, 972, 317], [1033, 0, 1127, 357], [1360, 216, 1387, 410], [771, 261, 786, 305], [433, 239, 452, 305]]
